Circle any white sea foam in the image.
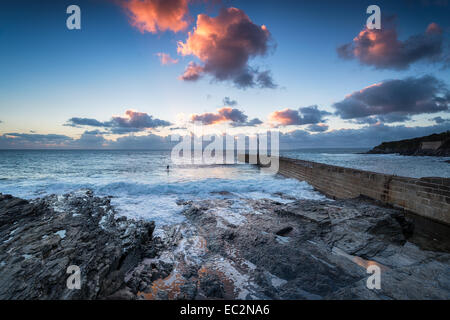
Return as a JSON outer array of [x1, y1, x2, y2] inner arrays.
[[0, 150, 328, 226]]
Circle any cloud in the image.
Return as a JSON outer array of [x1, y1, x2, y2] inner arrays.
[[156, 52, 179, 65], [2, 133, 71, 142], [64, 118, 105, 128], [255, 70, 277, 89], [111, 110, 171, 129], [190, 107, 262, 127], [269, 106, 331, 127], [108, 133, 174, 149], [191, 107, 247, 125], [2, 123, 450, 150], [0, 132, 175, 150], [122, 0, 191, 33], [179, 62, 204, 81], [230, 117, 263, 127], [337, 19, 446, 70], [83, 129, 109, 135], [65, 110, 172, 134], [69, 131, 108, 149], [433, 116, 450, 124], [307, 123, 329, 132], [334, 75, 450, 123], [280, 123, 450, 149], [177, 7, 276, 89], [0, 133, 74, 149], [223, 97, 238, 107]]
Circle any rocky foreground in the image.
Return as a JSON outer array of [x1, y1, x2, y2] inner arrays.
[[0, 191, 155, 299], [1, 190, 450, 300]]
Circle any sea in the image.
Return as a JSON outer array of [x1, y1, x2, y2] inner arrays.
[[0, 149, 449, 226]]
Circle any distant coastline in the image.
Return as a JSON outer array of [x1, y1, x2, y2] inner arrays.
[[366, 131, 450, 157]]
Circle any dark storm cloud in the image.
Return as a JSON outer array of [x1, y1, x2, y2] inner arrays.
[[178, 8, 276, 89], [337, 19, 446, 70], [269, 106, 331, 126], [65, 110, 172, 134], [334, 76, 450, 123]]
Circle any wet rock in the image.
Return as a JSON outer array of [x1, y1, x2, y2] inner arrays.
[[275, 226, 293, 236], [199, 273, 225, 299], [138, 281, 148, 292], [0, 191, 155, 300], [104, 287, 136, 300], [173, 196, 450, 300], [179, 283, 198, 300], [96, 194, 450, 300]]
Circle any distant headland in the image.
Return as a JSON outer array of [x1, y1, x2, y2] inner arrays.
[[366, 131, 450, 157]]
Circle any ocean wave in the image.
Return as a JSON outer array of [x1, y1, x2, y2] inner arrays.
[[0, 174, 325, 225], [0, 176, 324, 203], [95, 177, 323, 200]]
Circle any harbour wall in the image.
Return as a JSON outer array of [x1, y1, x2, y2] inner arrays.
[[240, 155, 450, 225]]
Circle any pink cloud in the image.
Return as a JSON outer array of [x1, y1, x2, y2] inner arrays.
[[156, 52, 179, 65], [190, 106, 261, 127], [269, 106, 331, 127], [426, 22, 443, 35], [177, 7, 275, 88], [337, 20, 445, 70], [191, 107, 247, 125], [123, 0, 190, 33], [179, 62, 204, 81]]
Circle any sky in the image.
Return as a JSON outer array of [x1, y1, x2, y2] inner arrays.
[[0, 0, 449, 149]]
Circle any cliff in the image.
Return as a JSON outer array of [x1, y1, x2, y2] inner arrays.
[[366, 131, 450, 156]]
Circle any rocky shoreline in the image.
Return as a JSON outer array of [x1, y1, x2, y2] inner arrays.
[[1, 190, 450, 300], [0, 191, 155, 299], [366, 131, 450, 157]]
